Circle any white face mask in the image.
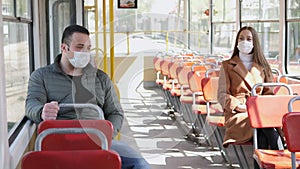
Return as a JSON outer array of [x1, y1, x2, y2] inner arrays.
[[237, 40, 254, 54], [68, 51, 90, 68]]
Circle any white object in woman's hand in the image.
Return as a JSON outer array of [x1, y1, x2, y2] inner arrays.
[[235, 104, 247, 112]]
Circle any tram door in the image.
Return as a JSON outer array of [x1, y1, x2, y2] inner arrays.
[[47, 0, 84, 63]]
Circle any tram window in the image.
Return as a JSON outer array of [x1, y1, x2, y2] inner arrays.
[[212, 0, 236, 22], [287, 0, 300, 19], [3, 22, 30, 132], [242, 22, 280, 69], [240, 0, 280, 69], [286, 0, 300, 74], [241, 0, 279, 20], [2, 0, 31, 18], [16, 0, 31, 18], [2, 0, 14, 16], [49, 0, 78, 62], [287, 22, 300, 74], [212, 23, 236, 56], [211, 0, 236, 55], [189, 1, 209, 53]]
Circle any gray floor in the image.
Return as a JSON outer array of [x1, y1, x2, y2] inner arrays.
[[117, 56, 254, 169]]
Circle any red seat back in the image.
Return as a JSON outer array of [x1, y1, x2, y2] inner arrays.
[[21, 150, 121, 169], [188, 71, 205, 93], [160, 59, 172, 77], [246, 95, 300, 128], [177, 63, 206, 86], [283, 112, 300, 152], [37, 120, 113, 150], [201, 77, 219, 102], [153, 56, 162, 71]]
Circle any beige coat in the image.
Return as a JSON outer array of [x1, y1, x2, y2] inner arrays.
[[218, 55, 273, 147]]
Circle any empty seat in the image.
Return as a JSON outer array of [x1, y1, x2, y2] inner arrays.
[[37, 120, 113, 150], [246, 83, 300, 169], [21, 149, 121, 169], [282, 96, 300, 169]]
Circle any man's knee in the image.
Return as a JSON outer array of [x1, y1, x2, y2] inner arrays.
[[120, 156, 151, 169]]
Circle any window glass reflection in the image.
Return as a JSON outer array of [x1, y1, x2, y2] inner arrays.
[[212, 23, 236, 56], [17, 0, 30, 18], [3, 22, 30, 131], [287, 0, 300, 19], [212, 0, 236, 22], [2, 0, 14, 16], [242, 22, 280, 69], [287, 22, 300, 74], [241, 0, 279, 20]]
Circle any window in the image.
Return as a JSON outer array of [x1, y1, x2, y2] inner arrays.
[[286, 0, 300, 74], [211, 0, 237, 56], [2, 0, 32, 132], [190, 0, 210, 53], [241, 0, 280, 69], [242, 22, 280, 68], [241, 0, 279, 20], [49, 0, 77, 62]]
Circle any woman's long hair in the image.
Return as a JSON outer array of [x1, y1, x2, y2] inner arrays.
[[232, 26, 272, 77]]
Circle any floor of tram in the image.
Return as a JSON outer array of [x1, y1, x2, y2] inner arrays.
[[117, 55, 254, 169]]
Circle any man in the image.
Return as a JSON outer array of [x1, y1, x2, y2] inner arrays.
[[25, 24, 150, 169]]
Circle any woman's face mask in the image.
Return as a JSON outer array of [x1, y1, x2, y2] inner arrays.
[[237, 40, 253, 54], [68, 50, 91, 68]]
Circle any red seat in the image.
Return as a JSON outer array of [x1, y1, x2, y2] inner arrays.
[[153, 55, 164, 85], [37, 120, 113, 150], [282, 96, 300, 169], [246, 83, 300, 169], [21, 150, 121, 169], [277, 74, 300, 84], [178, 63, 206, 104], [199, 68, 232, 165]]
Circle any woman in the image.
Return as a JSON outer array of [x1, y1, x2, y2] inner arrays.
[[217, 26, 284, 150]]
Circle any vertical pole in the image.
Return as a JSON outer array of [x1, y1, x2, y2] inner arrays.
[[174, 0, 181, 47], [109, 0, 115, 81], [183, 0, 189, 49], [166, 31, 169, 51], [95, 0, 99, 68], [209, 0, 213, 54], [127, 32, 130, 55], [102, 0, 107, 72]]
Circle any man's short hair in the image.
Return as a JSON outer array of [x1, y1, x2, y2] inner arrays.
[[61, 25, 90, 45]]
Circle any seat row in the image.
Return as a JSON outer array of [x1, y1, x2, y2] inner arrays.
[[153, 51, 300, 169], [21, 103, 121, 169]]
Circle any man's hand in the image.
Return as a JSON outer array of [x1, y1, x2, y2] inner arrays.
[[41, 101, 60, 120]]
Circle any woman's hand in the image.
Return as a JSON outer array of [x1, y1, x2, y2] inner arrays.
[[235, 104, 247, 112]]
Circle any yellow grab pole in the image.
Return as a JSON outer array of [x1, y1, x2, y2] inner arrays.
[[127, 32, 130, 55], [95, 0, 99, 69], [166, 31, 169, 51], [109, 1, 121, 140], [102, 0, 107, 72], [109, 0, 115, 82]]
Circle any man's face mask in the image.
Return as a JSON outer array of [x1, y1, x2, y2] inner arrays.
[[237, 40, 254, 54], [67, 49, 91, 68]]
